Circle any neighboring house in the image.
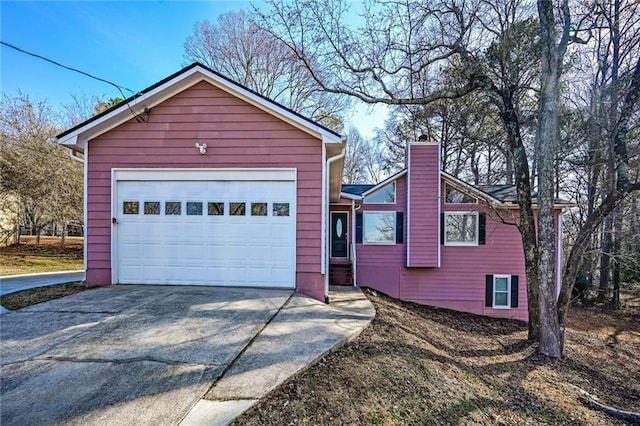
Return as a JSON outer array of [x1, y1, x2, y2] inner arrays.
[[0, 193, 20, 246], [55, 63, 568, 321]]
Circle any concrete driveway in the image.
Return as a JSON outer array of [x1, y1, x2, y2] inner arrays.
[[0, 285, 375, 425], [0, 285, 293, 425]]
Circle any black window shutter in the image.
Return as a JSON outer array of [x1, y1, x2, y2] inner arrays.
[[356, 212, 363, 243], [479, 213, 486, 245], [510, 275, 519, 308], [485, 275, 493, 307], [440, 213, 445, 245], [396, 212, 404, 243]]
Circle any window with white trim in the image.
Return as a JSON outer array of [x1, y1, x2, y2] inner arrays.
[[493, 275, 511, 308], [363, 211, 396, 244], [444, 212, 478, 245], [364, 182, 396, 204], [445, 183, 477, 204]]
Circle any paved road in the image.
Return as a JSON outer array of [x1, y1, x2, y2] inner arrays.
[[0, 270, 85, 296]]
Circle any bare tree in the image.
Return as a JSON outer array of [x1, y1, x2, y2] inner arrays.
[[535, 0, 572, 358], [259, 0, 639, 357], [184, 9, 348, 130], [259, 0, 546, 341], [0, 94, 83, 246], [343, 127, 388, 184], [559, 0, 640, 309]]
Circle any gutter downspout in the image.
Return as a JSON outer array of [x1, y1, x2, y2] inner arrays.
[[325, 145, 346, 304], [50, 137, 85, 164], [68, 150, 85, 164], [352, 199, 362, 287]]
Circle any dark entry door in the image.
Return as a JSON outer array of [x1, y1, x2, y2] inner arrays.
[[331, 213, 348, 257]]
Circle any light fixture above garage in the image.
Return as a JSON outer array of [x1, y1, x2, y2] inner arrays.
[[195, 143, 207, 155]]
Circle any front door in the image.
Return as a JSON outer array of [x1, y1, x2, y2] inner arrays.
[[331, 212, 348, 258]]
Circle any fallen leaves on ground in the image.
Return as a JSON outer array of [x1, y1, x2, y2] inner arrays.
[[234, 289, 640, 426], [0, 282, 89, 310], [1, 240, 83, 275]]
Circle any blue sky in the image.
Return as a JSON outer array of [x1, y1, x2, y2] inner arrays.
[[0, 1, 387, 137]]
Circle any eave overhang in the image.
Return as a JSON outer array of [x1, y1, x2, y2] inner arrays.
[[52, 63, 342, 152]]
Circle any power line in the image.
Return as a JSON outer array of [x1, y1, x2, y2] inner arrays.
[[0, 41, 135, 98], [1, 40, 145, 122], [1, 139, 82, 162]]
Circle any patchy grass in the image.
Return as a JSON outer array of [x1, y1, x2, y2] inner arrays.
[[1, 237, 83, 276], [0, 282, 89, 310], [234, 290, 640, 426]]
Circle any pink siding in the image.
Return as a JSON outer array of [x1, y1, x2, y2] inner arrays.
[[355, 176, 407, 298], [407, 143, 439, 267], [354, 176, 531, 321], [86, 81, 324, 300], [400, 189, 529, 321]]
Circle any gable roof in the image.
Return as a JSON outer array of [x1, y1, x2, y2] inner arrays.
[[341, 184, 375, 196], [341, 169, 407, 199], [342, 170, 573, 207], [53, 62, 342, 152], [477, 184, 574, 205], [441, 172, 504, 204], [476, 185, 520, 202]]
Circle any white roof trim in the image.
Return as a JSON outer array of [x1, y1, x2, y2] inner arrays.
[[441, 171, 503, 204], [361, 169, 408, 197], [54, 64, 341, 150], [340, 192, 362, 200]]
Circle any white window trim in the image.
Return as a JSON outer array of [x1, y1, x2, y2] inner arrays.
[[363, 211, 396, 245], [364, 182, 396, 204], [493, 274, 512, 309], [444, 183, 478, 205], [444, 211, 479, 246]]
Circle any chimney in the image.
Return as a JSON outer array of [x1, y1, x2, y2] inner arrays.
[[406, 136, 441, 268]]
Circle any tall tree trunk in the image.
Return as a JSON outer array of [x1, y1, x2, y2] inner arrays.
[[61, 221, 67, 248], [536, 0, 568, 358], [496, 90, 540, 340], [505, 149, 514, 185], [599, 215, 613, 301], [612, 210, 622, 309], [585, 146, 602, 292]]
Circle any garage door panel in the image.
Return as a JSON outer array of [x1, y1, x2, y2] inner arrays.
[[115, 172, 296, 288]]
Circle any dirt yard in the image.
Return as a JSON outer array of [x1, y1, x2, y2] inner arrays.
[[0, 282, 89, 310], [235, 289, 640, 425], [0, 237, 83, 276]]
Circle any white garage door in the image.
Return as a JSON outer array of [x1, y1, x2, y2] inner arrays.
[[113, 169, 296, 288]]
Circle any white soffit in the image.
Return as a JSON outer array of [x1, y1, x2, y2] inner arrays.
[[54, 64, 341, 150]]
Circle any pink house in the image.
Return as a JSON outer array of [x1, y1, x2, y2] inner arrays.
[[330, 141, 570, 321], [55, 64, 567, 321]]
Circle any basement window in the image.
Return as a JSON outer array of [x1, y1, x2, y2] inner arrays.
[[493, 275, 511, 308]]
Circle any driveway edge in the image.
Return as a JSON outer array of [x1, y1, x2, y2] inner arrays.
[[179, 287, 375, 426]]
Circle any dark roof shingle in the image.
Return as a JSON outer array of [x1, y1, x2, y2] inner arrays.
[[341, 184, 375, 196]]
